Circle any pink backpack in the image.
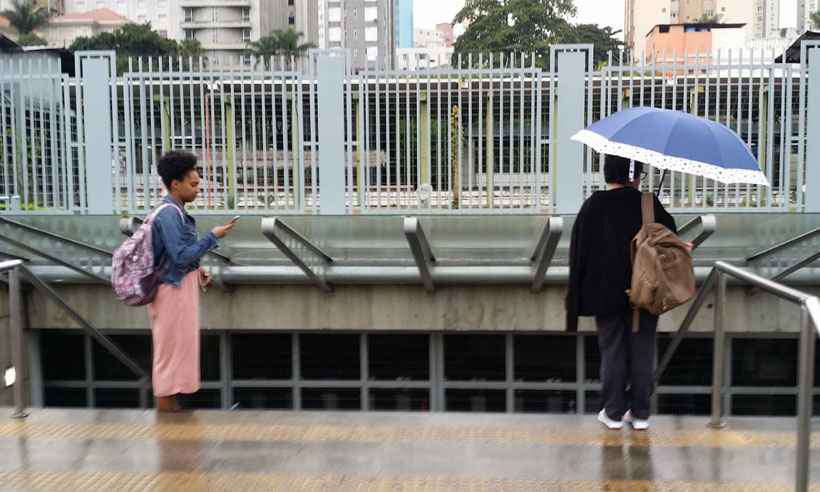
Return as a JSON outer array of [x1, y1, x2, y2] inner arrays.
[[112, 203, 184, 306]]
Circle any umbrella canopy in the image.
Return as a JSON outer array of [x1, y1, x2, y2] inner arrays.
[[571, 107, 769, 186]]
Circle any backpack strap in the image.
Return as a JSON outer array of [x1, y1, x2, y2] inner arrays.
[[147, 202, 185, 224], [641, 192, 655, 226]]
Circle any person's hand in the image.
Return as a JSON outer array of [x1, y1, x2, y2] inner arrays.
[[199, 267, 212, 288], [211, 217, 238, 238], [683, 241, 694, 253]]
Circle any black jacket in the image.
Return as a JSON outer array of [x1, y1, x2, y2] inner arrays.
[[565, 187, 677, 331]]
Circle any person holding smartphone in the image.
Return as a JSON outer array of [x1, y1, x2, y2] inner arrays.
[[150, 151, 237, 412]]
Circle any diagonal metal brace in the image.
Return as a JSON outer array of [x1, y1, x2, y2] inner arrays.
[[120, 216, 234, 264], [403, 217, 436, 292], [0, 230, 109, 284], [746, 227, 820, 283], [530, 216, 563, 292], [677, 214, 717, 250], [17, 263, 148, 382], [261, 217, 333, 293]]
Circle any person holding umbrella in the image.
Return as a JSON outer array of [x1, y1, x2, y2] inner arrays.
[[566, 107, 768, 431]]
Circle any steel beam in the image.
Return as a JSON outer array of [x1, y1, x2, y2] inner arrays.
[[678, 214, 716, 250], [403, 217, 436, 292], [0, 230, 109, 284], [530, 217, 563, 292], [261, 217, 333, 293]]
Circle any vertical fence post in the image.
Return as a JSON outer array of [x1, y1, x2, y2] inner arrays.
[[806, 48, 820, 213], [81, 57, 114, 214], [10, 267, 28, 419], [554, 48, 586, 214], [484, 95, 494, 208], [710, 271, 727, 429], [795, 304, 816, 492], [317, 52, 347, 215]]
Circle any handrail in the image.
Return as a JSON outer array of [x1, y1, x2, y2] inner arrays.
[[7, 262, 150, 419], [654, 260, 819, 492], [746, 226, 820, 262], [677, 214, 717, 250], [0, 216, 114, 257]]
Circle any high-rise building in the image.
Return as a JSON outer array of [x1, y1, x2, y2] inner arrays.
[[800, 0, 819, 30], [318, 0, 396, 70], [414, 27, 444, 48], [435, 22, 453, 47], [59, 0, 318, 61], [395, 0, 413, 48]]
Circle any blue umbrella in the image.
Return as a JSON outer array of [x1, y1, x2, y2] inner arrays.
[[571, 107, 769, 187]]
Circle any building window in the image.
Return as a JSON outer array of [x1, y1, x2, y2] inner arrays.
[[242, 8, 250, 22], [329, 27, 342, 42], [329, 7, 341, 22], [242, 29, 251, 42], [367, 46, 378, 61], [365, 26, 377, 42], [288, 0, 294, 5], [365, 7, 378, 22], [185, 30, 196, 40]]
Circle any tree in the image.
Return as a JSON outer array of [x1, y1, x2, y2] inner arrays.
[[178, 39, 203, 58], [451, 0, 622, 69], [247, 29, 315, 66], [70, 23, 183, 72], [452, 0, 576, 65], [16, 32, 47, 46], [811, 10, 820, 30], [1, 0, 50, 35], [557, 23, 623, 69]]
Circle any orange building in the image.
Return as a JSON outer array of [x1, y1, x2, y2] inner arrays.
[[645, 22, 747, 66]]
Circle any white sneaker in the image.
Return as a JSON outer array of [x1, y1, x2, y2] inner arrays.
[[597, 409, 623, 430], [623, 410, 650, 430]]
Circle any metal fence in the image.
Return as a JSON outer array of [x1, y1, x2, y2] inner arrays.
[[1, 45, 819, 215]]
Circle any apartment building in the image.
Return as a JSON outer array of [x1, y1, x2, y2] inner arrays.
[[799, 0, 820, 30], [318, 0, 396, 70], [60, 0, 317, 61], [395, 0, 412, 48]]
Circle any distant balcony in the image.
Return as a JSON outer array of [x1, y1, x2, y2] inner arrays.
[[179, 0, 251, 7], [200, 41, 249, 51], [181, 19, 252, 29]]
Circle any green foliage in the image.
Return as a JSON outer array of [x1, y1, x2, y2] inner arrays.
[[16, 32, 47, 46], [70, 23, 202, 72], [811, 10, 820, 30], [696, 13, 723, 23], [247, 29, 316, 67], [451, 0, 621, 69], [1, 0, 50, 35]]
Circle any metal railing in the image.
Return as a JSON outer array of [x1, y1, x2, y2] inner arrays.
[[2, 45, 818, 214], [654, 260, 820, 492], [4, 259, 150, 418]]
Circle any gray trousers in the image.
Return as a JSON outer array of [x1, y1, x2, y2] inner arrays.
[[595, 311, 658, 421]]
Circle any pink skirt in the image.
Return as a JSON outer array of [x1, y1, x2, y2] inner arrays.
[[148, 270, 201, 397]]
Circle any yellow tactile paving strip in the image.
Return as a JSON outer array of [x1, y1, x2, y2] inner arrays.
[[0, 471, 814, 492], [0, 420, 817, 448]]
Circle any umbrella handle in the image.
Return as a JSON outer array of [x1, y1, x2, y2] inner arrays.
[[655, 170, 668, 197]]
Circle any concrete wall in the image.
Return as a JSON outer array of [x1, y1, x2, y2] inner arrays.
[[20, 283, 820, 334]]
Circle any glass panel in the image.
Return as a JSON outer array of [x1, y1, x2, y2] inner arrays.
[[40, 330, 85, 381], [514, 390, 577, 413], [657, 394, 710, 415], [514, 336, 575, 382], [232, 334, 291, 380], [657, 336, 712, 386], [233, 388, 293, 409], [444, 335, 505, 382], [369, 335, 429, 381], [584, 336, 601, 383], [369, 389, 430, 411], [300, 334, 360, 380], [445, 389, 506, 412], [92, 334, 151, 382], [94, 388, 140, 408], [43, 387, 87, 407], [201, 334, 220, 382], [732, 395, 796, 416], [302, 388, 361, 410], [179, 390, 222, 409], [732, 338, 797, 387]]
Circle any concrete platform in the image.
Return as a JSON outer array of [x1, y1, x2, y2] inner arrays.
[[1, 408, 820, 491]]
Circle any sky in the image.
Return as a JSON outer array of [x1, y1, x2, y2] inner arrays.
[[413, 0, 626, 38]]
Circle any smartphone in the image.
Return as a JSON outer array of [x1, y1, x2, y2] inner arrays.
[[231, 215, 241, 222]]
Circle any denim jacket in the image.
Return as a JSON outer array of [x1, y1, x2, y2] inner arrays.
[[151, 195, 218, 288]]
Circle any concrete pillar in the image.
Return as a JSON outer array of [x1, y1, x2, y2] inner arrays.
[[553, 50, 586, 214], [317, 53, 347, 215], [82, 58, 114, 214], [806, 49, 820, 213]]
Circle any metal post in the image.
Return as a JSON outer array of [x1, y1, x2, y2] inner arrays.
[[554, 49, 586, 214], [82, 57, 114, 214], [806, 48, 820, 213], [10, 267, 28, 419], [795, 305, 815, 492], [710, 271, 727, 428], [317, 53, 347, 215]]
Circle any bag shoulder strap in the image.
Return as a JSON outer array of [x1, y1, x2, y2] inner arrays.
[[148, 202, 185, 224], [641, 192, 655, 226]]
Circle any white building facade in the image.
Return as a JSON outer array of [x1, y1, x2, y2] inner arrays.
[[318, 0, 395, 70]]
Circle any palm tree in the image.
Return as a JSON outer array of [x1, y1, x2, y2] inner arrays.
[[1, 0, 50, 36], [811, 10, 820, 30], [247, 29, 315, 67]]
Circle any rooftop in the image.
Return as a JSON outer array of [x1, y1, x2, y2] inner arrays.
[[50, 8, 129, 25]]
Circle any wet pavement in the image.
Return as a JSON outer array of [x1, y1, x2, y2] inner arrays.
[[1, 408, 819, 490]]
